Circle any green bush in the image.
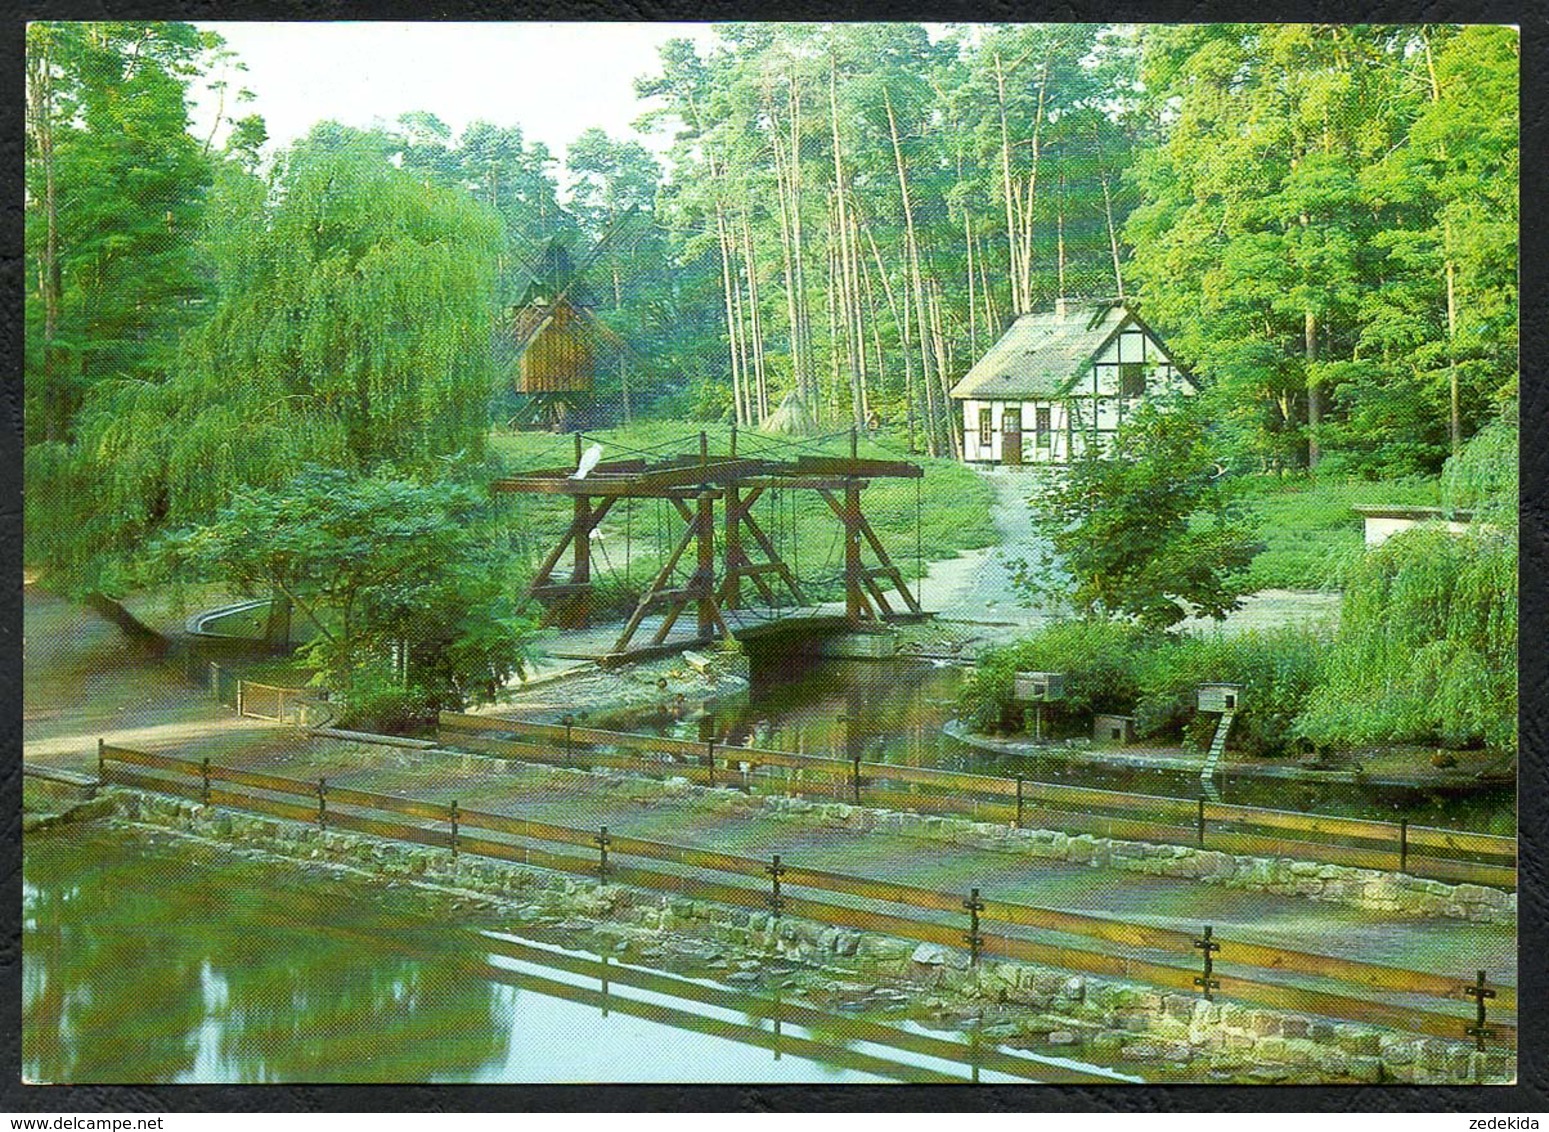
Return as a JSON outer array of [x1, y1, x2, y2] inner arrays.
[[330, 663, 437, 735], [1295, 526, 1516, 752], [958, 620, 1143, 736], [1296, 407, 1517, 754], [960, 620, 1327, 755]]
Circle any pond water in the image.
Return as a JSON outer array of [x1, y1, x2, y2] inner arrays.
[[22, 823, 1133, 1085], [606, 655, 1514, 834]]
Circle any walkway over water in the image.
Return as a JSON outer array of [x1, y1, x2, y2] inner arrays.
[[498, 430, 927, 663]]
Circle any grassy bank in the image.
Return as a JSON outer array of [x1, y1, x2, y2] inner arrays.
[[488, 421, 997, 610], [1237, 475, 1440, 591]]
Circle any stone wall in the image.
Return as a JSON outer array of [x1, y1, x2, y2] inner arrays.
[[100, 787, 1514, 1086], [457, 751, 1513, 925]]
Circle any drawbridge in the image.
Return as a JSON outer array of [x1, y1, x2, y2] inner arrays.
[[496, 428, 927, 665]]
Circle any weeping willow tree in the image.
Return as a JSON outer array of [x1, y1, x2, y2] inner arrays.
[[1296, 402, 1517, 753], [26, 128, 502, 600]]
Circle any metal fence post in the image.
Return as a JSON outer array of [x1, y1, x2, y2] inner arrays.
[[1465, 970, 1496, 1051], [317, 777, 327, 830], [563, 714, 574, 760], [852, 753, 862, 805], [1193, 925, 1220, 1000], [236, 679, 244, 718], [1399, 819, 1409, 875], [449, 801, 460, 858], [596, 826, 612, 882], [706, 739, 715, 788], [766, 854, 786, 918], [201, 757, 211, 805], [1197, 797, 1207, 848], [97, 737, 105, 778], [1015, 775, 1024, 829], [963, 887, 985, 966]]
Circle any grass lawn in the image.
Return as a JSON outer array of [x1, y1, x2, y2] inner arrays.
[[1237, 475, 1441, 592], [487, 421, 997, 609]]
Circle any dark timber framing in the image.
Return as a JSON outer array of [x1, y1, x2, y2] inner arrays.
[[494, 430, 924, 661]]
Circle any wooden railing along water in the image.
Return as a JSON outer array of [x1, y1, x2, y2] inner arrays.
[[436, 712, 1517, 890], [98, 741, 1515, 1052]]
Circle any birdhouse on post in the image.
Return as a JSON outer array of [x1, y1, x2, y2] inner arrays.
[[1014, 672, 1066, 702], [1014, 672, 1065, 742], [1198, 683, 1242, 713]]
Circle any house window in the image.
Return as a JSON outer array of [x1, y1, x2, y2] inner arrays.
[[1035, 407, 1051, 447], [978, 406, 993, 448], [1120, 362, 1146, 398]]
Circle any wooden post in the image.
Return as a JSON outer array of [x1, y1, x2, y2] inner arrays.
[[566, 494, 592, 627], [724, 481, 743, 610], [1198, 797, 1207, 848], [1015, 775, 1024, 829], [449, 800, 460, 858], [696, 490, 717, 640], [97, 737, 105, 777], [1399, 819, 1409, 875], [844, 480, 865, 624]]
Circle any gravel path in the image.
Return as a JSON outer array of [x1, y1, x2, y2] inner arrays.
[[920, 468, 1341, 636]]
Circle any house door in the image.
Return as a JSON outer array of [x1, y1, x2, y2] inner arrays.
[[1002, 407, 1023, 465]]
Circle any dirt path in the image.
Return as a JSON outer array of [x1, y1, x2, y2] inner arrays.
[[920, 468, 1340, 636], [23, 587, 280, 768], [917, 469, 1055, 628]]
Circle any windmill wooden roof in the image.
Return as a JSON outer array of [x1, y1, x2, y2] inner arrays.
[[949, 300, 1190, 400]]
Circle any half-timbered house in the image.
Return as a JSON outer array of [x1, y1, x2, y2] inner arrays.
[[949, 299, 1196, 465]]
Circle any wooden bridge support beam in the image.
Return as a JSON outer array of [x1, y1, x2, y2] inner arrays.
[[696, 489, 717, 639], [518, 494, 617, 628], [816, 487, 923, 624], [720, 483, 803, 611], [844, 480, 868, 625]]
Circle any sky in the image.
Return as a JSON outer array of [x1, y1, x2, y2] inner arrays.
[[191, 22, 726, 165]]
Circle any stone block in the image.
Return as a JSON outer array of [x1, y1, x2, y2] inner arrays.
[[1335, 1026, 1382, 1056], [1122, 1039, 1192, 1063], [1249, 1010, 1282, 1037], [1255, 1036, 1288, 1062]]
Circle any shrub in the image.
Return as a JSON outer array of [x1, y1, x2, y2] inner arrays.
[[959, 620, 1327, 755]]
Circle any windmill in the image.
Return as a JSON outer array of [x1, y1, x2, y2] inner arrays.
[[508, 205, 643, 431]]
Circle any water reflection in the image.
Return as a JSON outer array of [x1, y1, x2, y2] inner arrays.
[[24, 824, 1135, 1084], [611, 657, 1512, 831]]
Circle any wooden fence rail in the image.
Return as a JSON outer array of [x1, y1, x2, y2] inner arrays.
[[97, 742, 1515, 1051], [436, 713, 1517, 889]]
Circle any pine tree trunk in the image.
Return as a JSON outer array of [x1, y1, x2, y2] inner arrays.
[[1016, 60, 1050, 311], [829, 58, 864, 429], [964, 207, 978, 357], [885, 87, 940, 454], [768, 89, 806, 411], [714, 198, 747, 427], [1305, 308, 1321, 470], [861, 216, 917, 451], [993, 52, 1022, 314], [741, 212, 769, 421]]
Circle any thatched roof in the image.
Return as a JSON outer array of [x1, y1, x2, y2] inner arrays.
[[949, 300, 1187, 400], [760, 391, 819, 436]]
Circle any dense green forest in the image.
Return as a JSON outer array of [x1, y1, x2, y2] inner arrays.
[[25, 23, 1518, 590]]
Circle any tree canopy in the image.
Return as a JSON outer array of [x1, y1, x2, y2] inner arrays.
[[1023, 398, 1263, 629]]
